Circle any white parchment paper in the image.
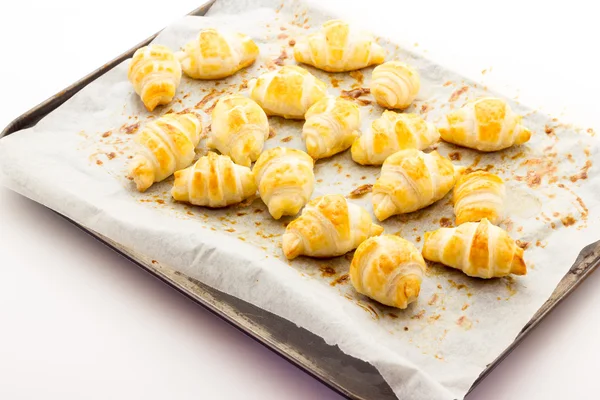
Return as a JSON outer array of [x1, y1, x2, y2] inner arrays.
[[1, 0, 600, 398]]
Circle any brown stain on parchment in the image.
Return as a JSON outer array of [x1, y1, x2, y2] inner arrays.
[[448, 86, 469, 102], [348, 184, 373, 198], [319, 265, 336, 277], [330, 274, 349, 286], [570, 160, 592, 182]]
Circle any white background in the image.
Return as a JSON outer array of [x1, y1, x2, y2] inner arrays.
[[1, 1, 599, 399]]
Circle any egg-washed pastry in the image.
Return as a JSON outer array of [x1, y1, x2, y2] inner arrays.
[[253, 147, 315, 219], [248, 65, 327, 119], [422, 218, 527, 278], [177, 29, 259, 79], [282, 194, 383, 260], [454, 170, 505, 225], [128, 44, 182, 112], [370, 61, 420, 110], [302, 96, 360, 159], [129, 113, 202, 192], [350, 235, 425, 309], [372, 149, 456, 221], [439, 97, 532, 151], [294, 19, 385, 72], [208, 95, 269, 167], [171, 152, 256, 208], [351, 111, 439, 166]]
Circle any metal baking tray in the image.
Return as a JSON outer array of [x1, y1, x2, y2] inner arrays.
[[2, 2, 599, 399]]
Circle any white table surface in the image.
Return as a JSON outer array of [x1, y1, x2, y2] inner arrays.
[[1, 1, 599, 399]]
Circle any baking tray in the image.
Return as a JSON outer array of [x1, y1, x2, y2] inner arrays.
[[2, 2, 600, 399]]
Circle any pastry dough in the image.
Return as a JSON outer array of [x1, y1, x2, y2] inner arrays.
[[129, 113, 202, 192], [302, 96, 360, 159], [454, 170, 505, 225], [422, 218, 527, 278], [351, 111, 439, 165], [208, 95, 269, 167], [439, 97, 532, 151], [177, 29, 259, 79], [370, 61, 420, 109], [253, 147, 315, 219], [248, 65, 327, 119], [294, 19, 385, 72], [350, 235, 425, 309], [282, 194, 384, 259], [128, 44, 182, 111], [171, 152, 256, 208], [372, 149, 456, 220]]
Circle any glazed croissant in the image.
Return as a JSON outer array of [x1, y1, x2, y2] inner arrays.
[[248, 65, 327, 119], [282, 194, 384, 259], [129, 113, 202, 192], [351, 111, 439, 165], [177, 29, 259, 79], [302, 96, 360, 159], [294, 19, 385, 72], [350, 235, 425, 309], [370, 61, 420, 109], [422, 218, 527, 278], [372, 149, 456, 221], [439, 97, 532, 151], [208, 95, 269, 167], [171, 152, 256, 208], [253, 147, 315, 219], [128, 44, 182, 111], [454, 171, 505, 225]]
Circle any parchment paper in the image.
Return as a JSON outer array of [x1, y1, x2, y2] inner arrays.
[[1, 0, 599, 398]]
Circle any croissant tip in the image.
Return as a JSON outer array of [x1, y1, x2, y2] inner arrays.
[[371, 223, 384, 236], [129, 156, 155, 192], [282, 233, 302, 260], [511, 247, 527, 276], [516, 125, 532, 145], [372, 194, 396, 221]]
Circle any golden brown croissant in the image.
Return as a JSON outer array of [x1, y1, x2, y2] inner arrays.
[[208, 95, 269, 167], [372, 149, 456, 221], [422, 218, 527, 278], [350, 235, 425, 309], [282, 194, 383, 259], [439, 97, 531, 151], [129, 113, 202, 192], [370, 61, 420, 109], [128, 44, 182, 111], [454, 171, 505, 225], [351, 111, 439, 165]]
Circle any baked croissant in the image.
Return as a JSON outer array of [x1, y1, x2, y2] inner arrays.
[[454, 171, 505, 225], [370, 61, 420, 109], [129, 113, 202, 192], [248, 65, 327, 119], [372, 149, 456, 221], [282, 194, 384, 259], [439, 97, 532, 151], [350, 235, 425, 309], [128, 44, 182, 111], [177, 29, 259, 79], [293, 19, 385, 72], [171, 152, 256, 208], [422, 218, 527, 278], [208, 95, 269, 167], [302, 96, 360, 159], [351, 111, 439, 165], [253, 147, 315, 219]]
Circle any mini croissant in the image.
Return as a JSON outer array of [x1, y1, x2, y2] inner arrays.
[[253, 147, 315, 219], [454, 171, 505, 225], [439, 97, 531, 151], [171, 152, 256, 208], [128, 44, 182, 111], [294, 19, 385, 72], [350, 235, 425, 309], [208, 95, 269, 167], [370, 61, 420, 109], [129, 113, 202, 192], [177, 29, 259, 79], [283, 194, 384, 259], [249, 65, 327, 119], [422, 218, 527, 278], [351, 111, 439, 165], [372, 149, 456, 221], [302, 96, 360, 159]]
